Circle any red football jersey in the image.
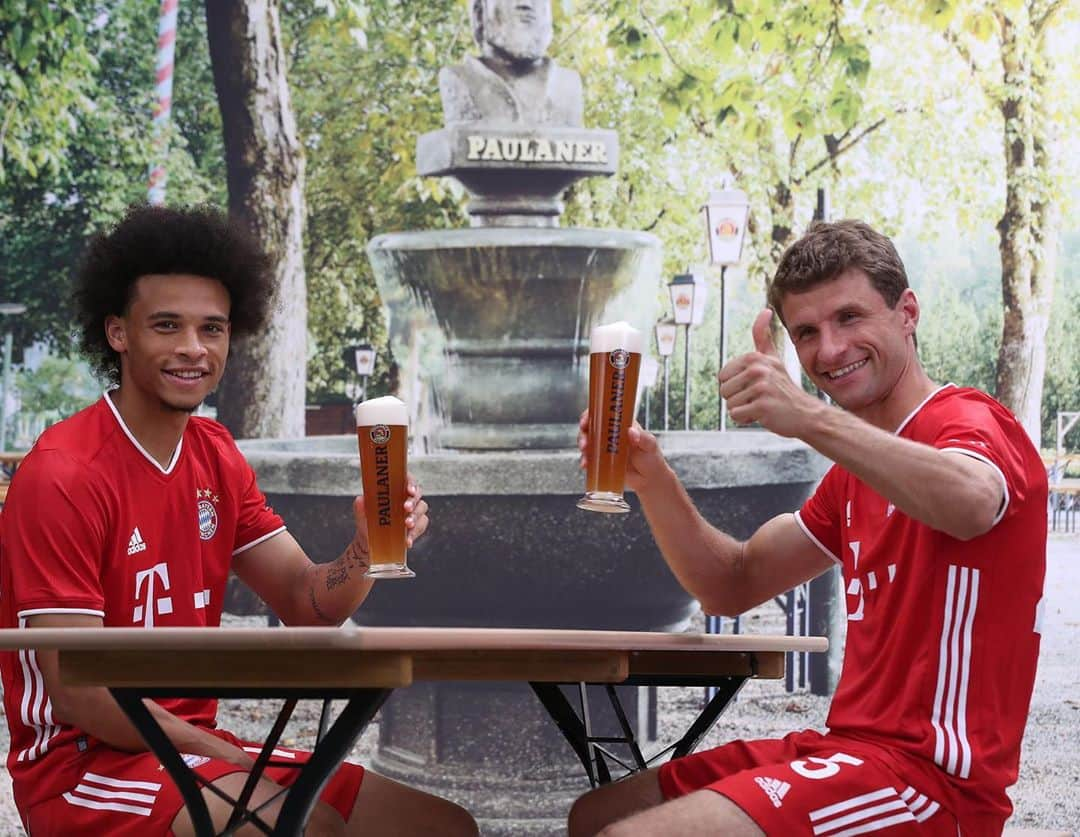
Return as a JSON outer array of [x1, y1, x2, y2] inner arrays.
[[796, 385, 1047, 835], [0, 394, 285, 813]]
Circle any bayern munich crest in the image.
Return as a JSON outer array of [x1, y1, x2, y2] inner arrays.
[[609, 348, 630, 370], [370, 424, 391, 445], [196, 487, 219, 541]]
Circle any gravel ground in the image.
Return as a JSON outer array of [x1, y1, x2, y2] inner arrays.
[[0, 533, 1075, 834]]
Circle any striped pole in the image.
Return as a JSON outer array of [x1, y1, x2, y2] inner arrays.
[[147, 0, 179, 206]]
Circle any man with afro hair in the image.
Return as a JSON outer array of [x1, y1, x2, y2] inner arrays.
[[0, 205, 477, 836]]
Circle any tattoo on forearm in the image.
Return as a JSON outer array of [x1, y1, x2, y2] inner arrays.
[[349, 541, 370, 564], [308, 584, 336, 625], [325, 543, 370, 592], [326, 560, 349, 591]]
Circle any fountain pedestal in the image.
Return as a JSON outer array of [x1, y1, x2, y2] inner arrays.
[[417, 125, 618, 227]]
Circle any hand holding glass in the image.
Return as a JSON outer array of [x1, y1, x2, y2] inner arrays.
[[356, 396, 415, 578]]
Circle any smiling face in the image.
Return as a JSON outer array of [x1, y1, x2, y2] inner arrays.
[[105, 274, 231, 415], [781, 268, 920, 421]]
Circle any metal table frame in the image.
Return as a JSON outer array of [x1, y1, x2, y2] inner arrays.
[[532, 673, 749, 788], [113, 686, 391, 836]]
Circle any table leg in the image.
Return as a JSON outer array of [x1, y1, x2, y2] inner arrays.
[[226, 698, 299, 833], [531, 677, 750, 787], [113, 690, 390, 837], [530, 683, 598, 786], [577, 684, 615, 784], [669, 675, 746, 759], [603, 685, 646, 771], [111, 689, 217, 837], [272, 688, 392, 836]]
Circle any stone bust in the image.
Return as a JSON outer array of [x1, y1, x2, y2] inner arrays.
[[439, 0, 584, 127]]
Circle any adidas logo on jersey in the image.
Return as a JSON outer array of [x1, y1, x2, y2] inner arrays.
[[754, 776, 790, 808], [127, 527, 147, 556]]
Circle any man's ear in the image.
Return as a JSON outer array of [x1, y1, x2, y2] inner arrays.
[[105, 315, 127, 354], [899, 288, 920, 334]]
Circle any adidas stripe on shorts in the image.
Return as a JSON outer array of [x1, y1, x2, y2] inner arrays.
[[658, 730, 958, 836], [21, 729, 365, 837]]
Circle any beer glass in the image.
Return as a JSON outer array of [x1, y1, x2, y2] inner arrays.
[[578, 321, 644, 514], [356, 396, 415, 579]]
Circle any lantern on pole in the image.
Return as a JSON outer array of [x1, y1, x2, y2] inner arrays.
[[638, 355, 659, 430], [655, 321, 676, 431], [702, 181, 750, 431], [345, 343, 378, 404], [668, 274, 696, 431]]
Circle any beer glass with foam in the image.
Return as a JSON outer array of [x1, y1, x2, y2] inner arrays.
[[578, 321, 643, 513], [355, 396, 414, 578]]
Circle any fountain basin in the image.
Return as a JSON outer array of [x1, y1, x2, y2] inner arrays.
[[367, 227, 661, 450]]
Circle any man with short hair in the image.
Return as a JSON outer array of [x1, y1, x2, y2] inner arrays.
[[439, 0, 583, 125], [569, 220, 1047, 836], [0, 205, 478, 836]]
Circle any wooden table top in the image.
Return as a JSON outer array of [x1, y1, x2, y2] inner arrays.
[[0, 626, 826, 653], [0, 627, 826, 689]]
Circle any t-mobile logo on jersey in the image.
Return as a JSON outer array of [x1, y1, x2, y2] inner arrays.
[[133, 562, 174, 627], [845, 540, 898, 622]]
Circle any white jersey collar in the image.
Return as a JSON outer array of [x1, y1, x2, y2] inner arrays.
[[103, 390, 184, 475], [893, 383, 955, 436]]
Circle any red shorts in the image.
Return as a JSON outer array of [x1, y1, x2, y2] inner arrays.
[[23, 729, 365, 837], [658, 730, 958, 836]]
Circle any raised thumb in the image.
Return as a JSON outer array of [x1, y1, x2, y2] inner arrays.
[[752, 308, 779, 357]]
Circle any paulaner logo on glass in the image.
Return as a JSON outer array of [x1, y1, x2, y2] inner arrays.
[[373, 432, 393, 527], [606, 350, 629, 454]]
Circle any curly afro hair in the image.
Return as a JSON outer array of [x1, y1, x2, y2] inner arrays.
[[75, 204, 275, 385]]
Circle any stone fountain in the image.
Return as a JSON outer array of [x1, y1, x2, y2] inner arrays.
[[238, 2, 828, 832]]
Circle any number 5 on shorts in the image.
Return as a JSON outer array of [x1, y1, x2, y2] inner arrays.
[[790, 752, 864, 780]]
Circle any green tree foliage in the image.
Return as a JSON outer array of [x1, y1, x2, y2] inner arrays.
[[927, 0, 1076, 445], [0, 1, 97, 179], [562, 0, 890, 279], [554, 0, 973, 431], [561, 0, 1079, 435], [906, 236, 1002, 398], [15, 354, 97, 416], [0, 1, 222, 358], [1, 0, 1077, 439], [282, 0, 465, 401]]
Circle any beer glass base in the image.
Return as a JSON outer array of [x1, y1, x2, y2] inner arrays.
[[365, 563, 416, 579], [576, 492, 631, 514]]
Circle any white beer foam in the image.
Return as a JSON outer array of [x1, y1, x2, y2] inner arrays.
[[355, 395, 408, 426], [590, 321, 644, 354]]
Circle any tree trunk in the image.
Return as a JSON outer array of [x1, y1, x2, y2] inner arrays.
[[993, 7, 1056, 449], [205, 0, 307, 439]]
